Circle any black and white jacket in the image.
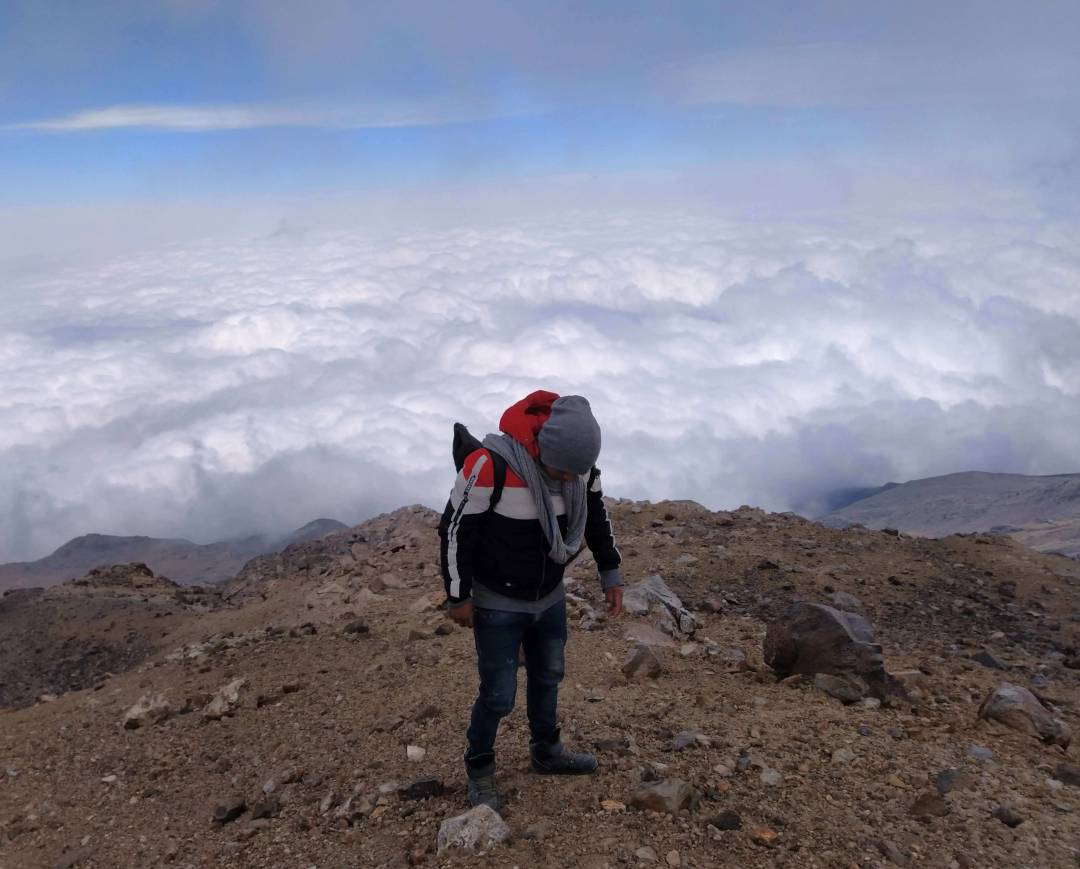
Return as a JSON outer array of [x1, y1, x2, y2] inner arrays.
[[438, 447, 622, 605]]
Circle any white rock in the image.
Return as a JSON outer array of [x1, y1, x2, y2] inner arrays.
[[409, 593, 439, 613], [437, 804, 510, 853], [759, 767, 782, 786], [203, 678, 247, 720], [122, 692, 171, 729], [831, 748, 856, 764], [407, 745, 426, 762]]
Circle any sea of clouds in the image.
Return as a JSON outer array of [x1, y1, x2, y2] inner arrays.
[[3, 204, 1080, 562]]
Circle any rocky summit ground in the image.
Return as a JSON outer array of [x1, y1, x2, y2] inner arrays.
[[4, 499, 1080, 868]]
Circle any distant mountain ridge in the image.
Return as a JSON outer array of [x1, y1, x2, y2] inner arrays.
[[819, 471, 1080, 557], [0, 518, 348, 592]]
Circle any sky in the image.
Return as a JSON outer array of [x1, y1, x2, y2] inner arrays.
[[2, 1, 1080, 562]]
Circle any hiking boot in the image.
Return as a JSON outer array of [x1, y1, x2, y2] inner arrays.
[[464, 750, 502, 810], [530, 729, 598, 775]]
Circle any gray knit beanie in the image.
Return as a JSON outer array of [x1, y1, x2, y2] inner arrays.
[[538, 395, 602, 475]]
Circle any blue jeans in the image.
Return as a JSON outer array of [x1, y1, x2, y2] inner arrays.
[[466, 598, 567, 758]]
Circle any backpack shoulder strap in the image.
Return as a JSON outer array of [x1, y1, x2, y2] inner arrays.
[[487, 450, 507, 513]]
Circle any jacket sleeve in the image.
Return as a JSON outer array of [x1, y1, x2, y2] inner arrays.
[[439, 448, 495, 605], [584, 466, 623, 590]]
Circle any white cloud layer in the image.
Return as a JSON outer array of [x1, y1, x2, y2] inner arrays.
[[2, 205, 1079, 562]]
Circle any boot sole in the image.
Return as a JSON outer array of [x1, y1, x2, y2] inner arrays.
[[530, 762, 598, 775]]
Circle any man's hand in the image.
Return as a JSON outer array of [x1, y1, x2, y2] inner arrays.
[[605, 586, 623, 617], [448, 601, 474, 628]]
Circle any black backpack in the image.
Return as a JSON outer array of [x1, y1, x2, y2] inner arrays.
[[452, 422, 507, 513]]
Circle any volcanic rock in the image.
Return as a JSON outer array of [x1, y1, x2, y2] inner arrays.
[[972, 649, 1009, 670], [934, 768, 973, 795], [400, 777, 445, 800], [250, 795, 280, 819], [708, 809, 742, 830], [212, 796, 247, 825], [764, 602, 886, 696], [1055, 763, 1080, 788], [993, 803, 1025, 827], [708, 645, 748, 671], [979, 683, 1071, 747], [877, 839, 909, 866], [814, 672, 869, 704]]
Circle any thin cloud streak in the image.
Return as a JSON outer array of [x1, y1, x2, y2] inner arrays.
[[4, 100, 534, 133]]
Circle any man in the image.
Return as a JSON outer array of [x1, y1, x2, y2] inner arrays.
[[439, 390, 624, 810]]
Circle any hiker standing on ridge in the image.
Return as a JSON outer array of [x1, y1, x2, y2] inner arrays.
[[439, 390, 624, 810]]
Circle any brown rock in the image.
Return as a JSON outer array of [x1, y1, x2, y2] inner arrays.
[[909, 792, 950, 820], [749, 826, 779, 847], [622, 644, 663, 679], [628, 778, 696, 814], [887, 670, 928, 704]]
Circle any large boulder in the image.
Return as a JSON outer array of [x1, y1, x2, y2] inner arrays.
[[979, 683, 1071, 748], [764, 602, 886, 699]]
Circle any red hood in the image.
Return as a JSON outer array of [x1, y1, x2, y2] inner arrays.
[[499, 389, 560, 460]]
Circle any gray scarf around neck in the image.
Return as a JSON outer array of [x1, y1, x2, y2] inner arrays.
[[482, 432, 587, 564]]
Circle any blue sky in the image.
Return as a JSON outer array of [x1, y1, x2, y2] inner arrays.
[[3, 1, 1077, 205]]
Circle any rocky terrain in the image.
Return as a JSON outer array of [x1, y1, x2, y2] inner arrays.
[[820, 471, 1080, 558], [0, 519, 348, 593], [4, 499, 1080, 867]]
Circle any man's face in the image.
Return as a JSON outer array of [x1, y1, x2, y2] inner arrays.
[[540, 462, 579, 483]]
